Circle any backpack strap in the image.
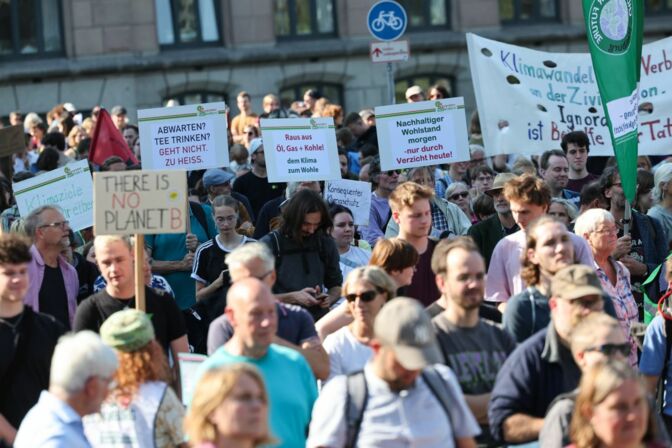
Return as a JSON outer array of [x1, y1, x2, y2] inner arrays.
[[421, 366, 455, 434], [189, 201, 209, 236], [345, 370, 368, 448]]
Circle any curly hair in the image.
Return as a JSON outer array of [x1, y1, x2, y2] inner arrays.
[[113, 339, 170, 397]]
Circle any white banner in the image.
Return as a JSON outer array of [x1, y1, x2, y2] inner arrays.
[[324, 179, 372, 226], [138, 102, 229, 170], [260, 118, 341, 182], [467, 33, 672, 156], [375, 98, 470, 171], [14, 160, 93, 231]]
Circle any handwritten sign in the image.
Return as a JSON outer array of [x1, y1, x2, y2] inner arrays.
[[0, 125, 25, 158], [324, 179, 372, 226], [93, 171, 187, 235], [375, 98, 470, 171], [260, 117, 341, 182], [14, 160, 93, 231], [138, 102, 229, 170], [466, 33, 672, 156]]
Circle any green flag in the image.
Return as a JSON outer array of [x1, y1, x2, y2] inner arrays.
[[582, 0, 644, 203]]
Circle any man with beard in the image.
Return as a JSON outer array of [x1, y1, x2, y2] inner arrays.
[[489, 265, 605, 445], [539, 150, 580, 207], [431, 237, 516, 447], [308, 297, 480, 448], [468, 173, 519, 270], [232, 138, 285, 218]]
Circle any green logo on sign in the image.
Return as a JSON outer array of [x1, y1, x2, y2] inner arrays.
[[587, 0, 632, 55]]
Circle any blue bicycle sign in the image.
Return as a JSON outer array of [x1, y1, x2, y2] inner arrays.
[[367, 1, 407, 41]]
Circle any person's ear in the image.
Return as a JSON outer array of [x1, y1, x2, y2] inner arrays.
[[548, 296, 559, 311], [392, 210, 400, 224], [435, 273, 445, 292], [225, 307, 236, 326], [527, 247, 538, 266]]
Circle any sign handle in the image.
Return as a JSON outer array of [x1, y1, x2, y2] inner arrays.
[[135, 233, 146, 311], [185, 172, 192, 235], [386, 62, 395, 105], [623, 199, 632, 236]]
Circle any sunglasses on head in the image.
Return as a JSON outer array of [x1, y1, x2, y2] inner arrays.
[[345, 289, 380, 303], [450, 191, 469, 200], [585, 343, 630, 357]]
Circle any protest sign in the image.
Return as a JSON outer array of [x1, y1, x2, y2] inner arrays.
[[467, 33, 672, 157], [260, 117, 341, 182], [375, 98, 470, 171], [178, 353, 207, 406], [138, 102, 229, 170], [14, 160, 93, 231], [324, 179, 372, 226], [93, 171, 187, 235], [0, 125, 25, 158]]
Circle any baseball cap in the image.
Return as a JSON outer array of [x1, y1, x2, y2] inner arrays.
[[110, 105, 127, 116], [551, 265, 604, 301], [100, 309, 155, 352], [405, 85, 424, 100], [374, 297, 442, 370], [359, 109, 375, 122], [486, 172, 517, 195], [248, 138, 263, 155], [202, 168, 235, 188]]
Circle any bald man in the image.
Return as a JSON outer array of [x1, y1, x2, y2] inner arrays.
[[193, 277, 318, 448]]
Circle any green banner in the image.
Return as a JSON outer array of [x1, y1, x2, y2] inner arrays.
[[582, 0, 644, 203]]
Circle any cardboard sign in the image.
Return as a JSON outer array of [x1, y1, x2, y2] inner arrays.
[[138, 102, 229, 170], [375, 98, 470, 170], [0, 125, 25, 158], [14, 160, 93, 231], [93, 171, 187, 235], [324, 179, 372, 226], [260, 118, 341, 182], [178, 352, 207, 406], [466, 33, 672, 156]]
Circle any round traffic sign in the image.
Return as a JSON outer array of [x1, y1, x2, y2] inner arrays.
[[367, 0, 407, 42]]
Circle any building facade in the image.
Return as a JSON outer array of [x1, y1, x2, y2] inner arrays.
[[0, 0, 670, 122]]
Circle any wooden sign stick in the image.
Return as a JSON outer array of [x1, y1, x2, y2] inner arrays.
[[134, 233, 146, 311]]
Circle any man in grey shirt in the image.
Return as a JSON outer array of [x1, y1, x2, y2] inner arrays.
[[431, 237, 516, 447]]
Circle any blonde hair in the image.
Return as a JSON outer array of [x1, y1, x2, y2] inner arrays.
[[342, 266, 397, 301], [94, 235, 133, 253], [184, 364, 274, 446], [388, 181, 434, 212], [570, 360, 653, 448]]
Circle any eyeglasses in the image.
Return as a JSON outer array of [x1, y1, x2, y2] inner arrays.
[[345, 289, 381, 303], [585, 343, 630, 357], [449, 192, 469, 200], [39, 220, 69, 230]]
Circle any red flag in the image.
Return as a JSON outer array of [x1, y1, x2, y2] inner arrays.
[[88, 109, 139, 166]]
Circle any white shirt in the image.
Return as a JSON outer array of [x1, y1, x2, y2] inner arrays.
[[339, 245, 371, 279], [322, 326, 373, 384], [307, 363, 480, 448]]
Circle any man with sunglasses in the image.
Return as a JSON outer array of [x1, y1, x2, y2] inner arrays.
[[489, 264, 605, 445], [359, 157, 400, 247], [23, 205, 79, 330], [431, 237, 516, 447]]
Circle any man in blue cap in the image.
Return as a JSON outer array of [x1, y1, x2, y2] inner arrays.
[[202, 168, 255, 223]]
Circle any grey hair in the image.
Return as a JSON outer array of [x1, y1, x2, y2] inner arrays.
[[225, 242, 275, 273], [574, 208, 615, 238], [407, 166, 435, 182], [653, 163, 672, 204], [445, 181, 469, 200], [50, 331, 118, 393], [550, 197, 579, 221], [23, 205, 63, 238]]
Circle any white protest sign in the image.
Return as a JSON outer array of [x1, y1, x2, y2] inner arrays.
[[260, 117, 341, 182], [324, 179, 372, 226], [375, 98, 470, 171], [467, 33, 672, 156], [93, 171, 187, 235], [138, 102, 229, 170], [14, 160, 93, 231], [178, 352, 206, 406]]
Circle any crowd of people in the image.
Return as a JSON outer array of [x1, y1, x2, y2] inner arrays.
[[2, 82, 672, 448]]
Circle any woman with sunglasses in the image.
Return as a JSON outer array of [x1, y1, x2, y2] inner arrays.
[[575, 209, 639, 367], [321, 266, 396, 384], [446, 181, 478, 224]]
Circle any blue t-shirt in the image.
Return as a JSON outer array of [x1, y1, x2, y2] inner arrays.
[[193, 344, 317, 448], [146, 203, 216, 310], [640, 314, 672, 415]]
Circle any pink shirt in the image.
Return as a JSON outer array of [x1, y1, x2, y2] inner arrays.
[[24, 245, 79, 326], [485, 229, 594, 303]]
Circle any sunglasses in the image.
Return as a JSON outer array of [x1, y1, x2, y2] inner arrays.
[[449, 191, 469, 200], [384, 170, 402, 176], [585, 343, 630, 357], [345, 289, 380, 303]]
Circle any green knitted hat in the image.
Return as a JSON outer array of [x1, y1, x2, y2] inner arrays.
[[100, 309, 155, 352]]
